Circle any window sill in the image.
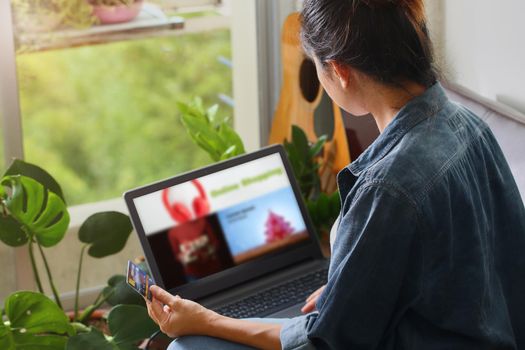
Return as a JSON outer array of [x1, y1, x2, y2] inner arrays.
[[68, 197, 130, 230]]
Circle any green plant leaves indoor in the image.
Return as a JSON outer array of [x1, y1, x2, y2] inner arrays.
[[0, 329, 68, 350], [284, 125, 327, 201], [0, 291, 73, 350], [0, 215, 28, 247], [1, 175, 69, 247], [78, 211, 132, 258], [66, 328, 114, 350], [66, 305, 158, 350], [218, 123, 245, 157], [108, 305, 159, 346], [309, 135, 328, 158], [307, 191, 341, 235], [178, 98, 246, 162], [4, 291, 73, 336], [102, 275, 145, 307], [4, 159, 66, 203], [291, 125, 310, 162]]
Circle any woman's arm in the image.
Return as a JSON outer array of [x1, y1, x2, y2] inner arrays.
[[147, 285, 282, 350], [207, 316, 282, 350]]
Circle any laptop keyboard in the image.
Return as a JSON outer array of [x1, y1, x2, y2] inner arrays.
[[215, 266, 328, 319]]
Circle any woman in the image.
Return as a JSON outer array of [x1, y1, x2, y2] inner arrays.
[[147, 0, 525, 349]]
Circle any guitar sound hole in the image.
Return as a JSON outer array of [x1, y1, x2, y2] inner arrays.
[[299, 58, 320, 102]]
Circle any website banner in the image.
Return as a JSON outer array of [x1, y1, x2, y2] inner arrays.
[[134, 153, 291, 235]]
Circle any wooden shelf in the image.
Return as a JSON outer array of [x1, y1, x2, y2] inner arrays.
[[17, 3, 185, 53]]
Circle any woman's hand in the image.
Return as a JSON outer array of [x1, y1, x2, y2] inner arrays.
[[147, 285, 282, 349], [301, 284, 325, 314], [146, 285, 218, 338]]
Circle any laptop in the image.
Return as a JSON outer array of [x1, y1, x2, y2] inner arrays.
[[124, 144, 328, 318]]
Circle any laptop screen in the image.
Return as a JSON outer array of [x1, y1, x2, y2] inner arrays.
[[131, 151, 311, 292]]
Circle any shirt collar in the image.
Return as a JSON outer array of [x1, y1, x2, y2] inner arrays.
[[347, 82, 449, 176]]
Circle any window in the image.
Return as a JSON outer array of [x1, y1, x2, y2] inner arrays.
[[0, 113, 18, 304], [0, 120, 15, 303], [14, 1, 233, 206], [2, 0, 235, 306], [2, 0, 287, 307]]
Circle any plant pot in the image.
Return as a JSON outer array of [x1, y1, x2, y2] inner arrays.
[[67, 308, 110, 334], [91, 0, 143, 25]]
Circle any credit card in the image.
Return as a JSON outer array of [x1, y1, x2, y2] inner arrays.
[[126, 260, 155, 301]]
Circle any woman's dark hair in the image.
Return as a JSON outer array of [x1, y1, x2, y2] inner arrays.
[[301, 0, 438, 88]]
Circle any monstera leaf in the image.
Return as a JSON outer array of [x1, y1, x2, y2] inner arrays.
[[78, 212, 132, 258], [0, 291, 74, 350], [0, 175, 69, 247], [0, 215, 28, 247], [4, 159, 65, 203], [67, 305, 158, 350]]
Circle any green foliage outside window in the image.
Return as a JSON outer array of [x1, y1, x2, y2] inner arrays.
[[16, 29, 232, 205]]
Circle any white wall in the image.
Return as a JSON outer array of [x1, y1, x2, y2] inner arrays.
[[426, 0, 525, 114]]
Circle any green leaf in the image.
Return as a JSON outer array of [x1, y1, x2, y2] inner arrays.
[[284, 142, 301, 177], [1, 176, 69, 247], [183, 115, 227, 149], [181, 114, 228, 161], [0, 324, 67, 350], [66, 328, 114, 350], [4, 159, 66, 203], [0, 324, 12, 350], [108, 305, 158, 346], [218, 124, 246, 155], [193, 97, 206, 116], [220, 145, 238, 160], [306, 200, 318, 225], [291, 125, 310, 161], [102, 275, 145, 307], [316, 193, 330, 223], [78, 212, 132, 258], [329, 191, 341, 215], [0, 215, 28, 247], [193, 133, 222, 161], [206, 104, 219, 125], [309, 135, 327, 157], [4, 291, 73, 336], [175, 101, 190, 116], [70, 322, 90, 334]]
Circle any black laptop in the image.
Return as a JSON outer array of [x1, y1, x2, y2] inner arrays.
[[124, 144, 328, 318]]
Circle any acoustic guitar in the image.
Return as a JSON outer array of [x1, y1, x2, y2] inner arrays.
[[269, 13, 351, 194]]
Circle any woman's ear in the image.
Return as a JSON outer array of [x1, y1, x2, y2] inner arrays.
[[327, 61, 352, 89]]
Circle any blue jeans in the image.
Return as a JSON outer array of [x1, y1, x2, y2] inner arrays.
[[167, 318, 288, 350]]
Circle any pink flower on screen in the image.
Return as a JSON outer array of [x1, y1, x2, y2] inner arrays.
[[264, 211, 294, 243]]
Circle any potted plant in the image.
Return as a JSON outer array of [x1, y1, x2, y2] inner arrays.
[[177, 98, 340, 253], [89, 0, 144, 25], [0, 160, 159, 349]]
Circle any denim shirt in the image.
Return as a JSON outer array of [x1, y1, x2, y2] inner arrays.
[[280, 83, 525, 350]]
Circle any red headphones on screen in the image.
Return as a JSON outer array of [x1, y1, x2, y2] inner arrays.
[[162, 179, 210, 223]]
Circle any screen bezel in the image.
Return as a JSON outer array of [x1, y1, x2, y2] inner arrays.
[[124, 144, 324, 301]]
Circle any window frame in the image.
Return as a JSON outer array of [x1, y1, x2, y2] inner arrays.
[[0, 0, 294, 304]]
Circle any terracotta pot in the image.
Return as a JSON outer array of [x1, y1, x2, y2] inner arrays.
[[67, 308, 110, 334], [92, 0, 143, 25]]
